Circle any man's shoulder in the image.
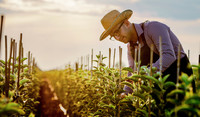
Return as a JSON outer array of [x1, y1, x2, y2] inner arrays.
[[145, 21, 168, 29]]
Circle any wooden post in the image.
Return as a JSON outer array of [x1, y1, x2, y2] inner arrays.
[[199, 54, 200, 80], [28, 51, 31, 73], [12, 40, 15, 74], [75, 62, 79, 71], [188, 50, 190, 60], [21, 44, 24, 72], [148, 44, 154, 117], [175, 44, 181, 117], [0, 15, 4, 58], [113, 48, 116, 68], [5, 35, 8, 97], [109, 48, 111, 68], [14, 42, 17, 65], [118, 46, 122, 117], [91, 49, 93, 79], [81, 56, 83, 70], [17, 33, 22, 89], [134, 48, 137, 73], [7, 39, 13, 97], [33, 57, 35, 72], [159, 36, 162, 77], [88, 54, 89, 71], [119, 46, 122, 87]]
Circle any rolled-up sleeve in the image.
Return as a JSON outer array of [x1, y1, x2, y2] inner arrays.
[[147, 22, 176, 72]]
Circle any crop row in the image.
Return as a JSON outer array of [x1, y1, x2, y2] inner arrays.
[[47, 53, 200, 117], [0, 15, 40, 117]]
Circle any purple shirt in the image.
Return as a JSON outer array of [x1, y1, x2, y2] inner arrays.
[[127, 21, 186, 73]]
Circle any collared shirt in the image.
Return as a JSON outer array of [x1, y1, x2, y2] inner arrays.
[[127, 21, 186, 73]]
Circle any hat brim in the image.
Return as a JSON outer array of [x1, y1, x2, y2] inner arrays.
[[100, 9, 133, 41]]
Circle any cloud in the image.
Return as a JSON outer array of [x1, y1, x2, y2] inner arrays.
[[0, 0, 121, 16]]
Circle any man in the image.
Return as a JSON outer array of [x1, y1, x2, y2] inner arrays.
[[99, 9, 195, 99]]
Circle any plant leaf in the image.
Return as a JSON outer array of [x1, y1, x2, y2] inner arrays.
[[185, 95, 200, 106], [162, 74, 170, 83], [167, 89, 184, 97], [19, 78, 30, 85], [120, 82, 134, 90], [122, 67, 133, 73], [164, 81, 176, 90]]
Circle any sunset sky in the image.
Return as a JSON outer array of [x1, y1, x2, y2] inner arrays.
[[0, 0, 200, 70]]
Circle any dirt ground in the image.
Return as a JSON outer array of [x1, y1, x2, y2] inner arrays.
[[37, 79, 66, 117]]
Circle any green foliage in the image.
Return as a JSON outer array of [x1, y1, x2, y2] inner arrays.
[[0, 57, 40, 116], [47, 55, 200, 117]]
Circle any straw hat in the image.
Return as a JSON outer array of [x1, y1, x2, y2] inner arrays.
[[100, 9, 133, 41]]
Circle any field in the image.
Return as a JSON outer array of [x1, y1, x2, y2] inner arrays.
[[0, 15, 200, 117]]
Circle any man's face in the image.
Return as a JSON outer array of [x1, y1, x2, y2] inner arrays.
[[110, 20, 135, 44]]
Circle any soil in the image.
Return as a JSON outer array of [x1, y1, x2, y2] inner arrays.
[[37, 79, 66, 117]]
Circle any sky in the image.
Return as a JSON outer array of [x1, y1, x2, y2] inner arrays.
[[0, 0, 200, 71]]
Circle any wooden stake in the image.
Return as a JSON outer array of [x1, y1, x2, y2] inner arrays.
[[175, 44, 181, 117], [137, 44, 141, 74], [119, 46, 122, 87], [5, 35, 8, 97], [12, 40, 15, 74], [88, 54, 89, 71], [91, 49, 93, 79], [7, 39, 13, 97], [199, 54, 200, 80], [15, 42, 17, 65], [118, 46, 122, 117], [188, 50, 190, 60], [81, 56, 83, 70], [148, 44, 154, 117], [109, 48, 111, 68], [113, 48, 116, 68], [159, 36, 162, 77], [134, 48, 137, 72], [21, 44, 24, 72], [28, 51, 30, 73], [0, 15, 4, 58], [17, 33, 22, 89]]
